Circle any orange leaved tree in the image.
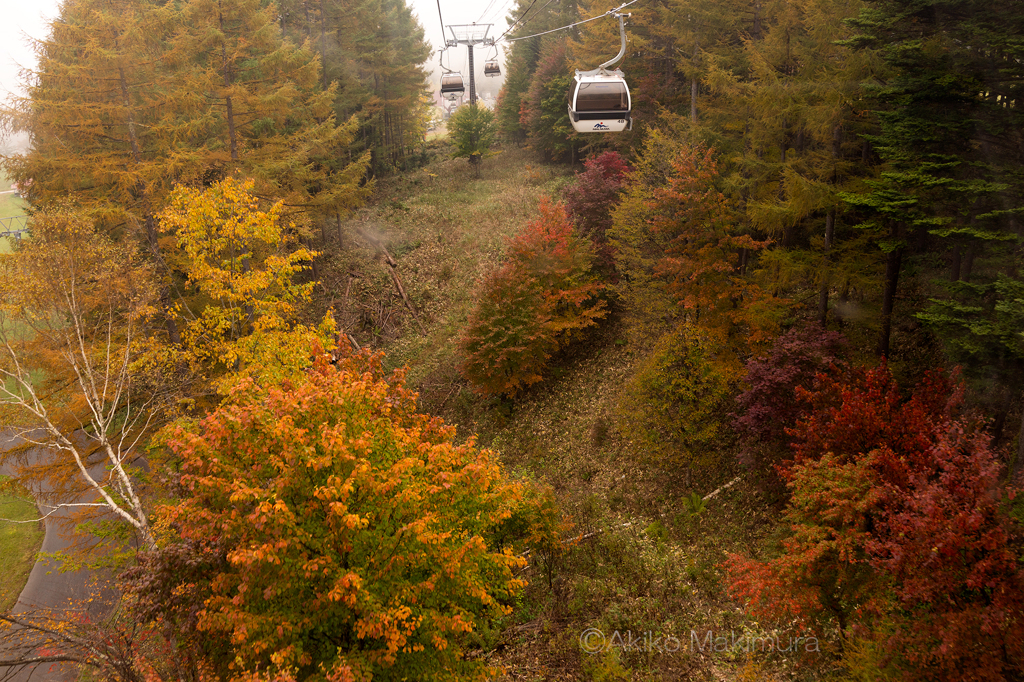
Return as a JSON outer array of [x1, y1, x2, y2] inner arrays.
[[137, 346, 535, 682], [459, 198, 607, 396]]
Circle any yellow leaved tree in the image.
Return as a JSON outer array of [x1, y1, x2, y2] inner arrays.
[[153, 177, 337, 399]]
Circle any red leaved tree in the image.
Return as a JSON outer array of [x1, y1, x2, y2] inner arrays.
[[732, 324, 848, 483], [728, 365, 1024, 679], [867, 424, 1024, 679], [561, 151, 630, 269], [459, 198, 607, 396], [786, 366, 958, 487]]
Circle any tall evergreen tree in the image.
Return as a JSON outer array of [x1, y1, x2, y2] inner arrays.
[[280, 0, 431, 175], [2, 0, 181, 251], [842, 0, 1024, 359], [175, 0, 368, 213]]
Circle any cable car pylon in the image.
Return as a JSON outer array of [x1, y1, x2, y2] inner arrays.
[[444, 23, 494, 106]]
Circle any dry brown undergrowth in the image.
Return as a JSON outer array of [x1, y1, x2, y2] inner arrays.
[[307, 140, 820, 682]]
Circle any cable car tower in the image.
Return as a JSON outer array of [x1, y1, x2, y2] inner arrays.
[[445, 23, 495, 106]]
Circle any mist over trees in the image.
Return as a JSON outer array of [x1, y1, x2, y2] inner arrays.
[[0, 0, 1023, 679]]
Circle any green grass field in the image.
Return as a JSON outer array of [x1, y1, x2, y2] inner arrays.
[[0, 170, 25, 219], [0, 170, 27, 254], [0, 478, 44, 612]]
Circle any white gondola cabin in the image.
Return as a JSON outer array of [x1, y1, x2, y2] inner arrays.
[[440, 72, 465, 100], [568, 72, 631, 133], [567, 11, 633, 133], [484, 60, 500, 77]]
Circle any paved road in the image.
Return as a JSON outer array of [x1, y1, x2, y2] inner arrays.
[[0, 432, 112, 682]]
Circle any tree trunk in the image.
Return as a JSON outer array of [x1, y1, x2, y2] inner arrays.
[[690, 77, 698, 123], [962, 244, 976, 281], [1011, 392, 1024, 483], [319, 0, 329, 91], [119, 66, 181, 344], [220, 2, 239, 161], [878, 230, 903, 359], [818, 212, 836, 326]]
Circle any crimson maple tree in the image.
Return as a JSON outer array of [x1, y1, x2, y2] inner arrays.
[[733, 325, 848, 481]]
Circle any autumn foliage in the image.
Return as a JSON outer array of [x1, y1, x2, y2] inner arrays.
[[650, 144, 778, 342], [727, 365, 1024, 679], [138, 345, 539, 682], [562, 151, 630, 269], [732, 325, 848, 481], [154, 177, 336, 396], [618, 324, 736, 471], [459, 199, 606, 396]]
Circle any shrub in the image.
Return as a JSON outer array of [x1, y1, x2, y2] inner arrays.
[[617, 324, 736, 473], [459, 199, 607, 396], [137, 346, 549, 682]]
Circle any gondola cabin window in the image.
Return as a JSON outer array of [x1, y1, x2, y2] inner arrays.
[[577, 81, 628, 112]]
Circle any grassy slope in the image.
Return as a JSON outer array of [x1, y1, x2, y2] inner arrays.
[[0, 171, 26, 254], [321, 140, 807, 681], [0, 479, 45, 612]]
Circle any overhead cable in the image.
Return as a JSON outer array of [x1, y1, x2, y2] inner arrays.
[[503, 0, 638, 43], [435, 0, 447, 45], [476, 0, 500, 23], [494, 0, 543, 43]]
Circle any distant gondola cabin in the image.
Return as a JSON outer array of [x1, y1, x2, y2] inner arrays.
[[440, 73, 465, 100]]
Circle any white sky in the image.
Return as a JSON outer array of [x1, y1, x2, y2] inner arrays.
[[0, 0, 513, 100], [0, 0, 59, 98]]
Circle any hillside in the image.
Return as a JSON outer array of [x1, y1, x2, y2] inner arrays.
[[322, 139, 795, 681], [2, 0, 1021, 677]]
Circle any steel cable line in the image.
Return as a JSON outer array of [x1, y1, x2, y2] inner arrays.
[[435, 0, 447, 44], [476, 0, 500, 23], [481, 0, 517, 25], [503, 0, 638, 43], [502, 0, 560, 38], [493, 0, 543, 43]]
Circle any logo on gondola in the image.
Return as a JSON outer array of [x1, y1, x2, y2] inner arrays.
[[593, 122, 610, 130]]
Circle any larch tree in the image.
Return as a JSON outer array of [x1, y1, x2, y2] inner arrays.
[[1, 0, 180, 247], [0, 0, 189, 342], [173, 0, 369, 215], [704, 0, 882, 328], [279, 0, 432, 176], [4, 0, 370, 241]]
